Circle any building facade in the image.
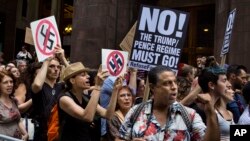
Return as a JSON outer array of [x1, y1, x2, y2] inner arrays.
[[1, 0, 250, 70]]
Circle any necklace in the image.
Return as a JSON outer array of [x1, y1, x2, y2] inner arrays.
[[52, 89, 56, 95]]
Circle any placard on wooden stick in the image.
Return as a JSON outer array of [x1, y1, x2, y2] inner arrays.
[[220, 55, 227, 67], [220, 9, 236, 66], [143, 77, 150, 102]]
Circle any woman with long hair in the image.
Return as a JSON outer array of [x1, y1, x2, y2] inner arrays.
[[107, 85, 133, 140], [0, 70, 28, 140]]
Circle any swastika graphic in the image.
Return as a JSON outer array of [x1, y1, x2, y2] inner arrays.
[[106, 51, 125, 76], [40, 25, 55, 50], [35, 20, 60, 55]]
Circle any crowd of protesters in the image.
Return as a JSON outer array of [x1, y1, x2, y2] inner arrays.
[[0, 44, 250, 141]]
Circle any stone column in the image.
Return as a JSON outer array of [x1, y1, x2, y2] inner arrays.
[[70, 0, 133, 68], [51, 0, 61, 24]]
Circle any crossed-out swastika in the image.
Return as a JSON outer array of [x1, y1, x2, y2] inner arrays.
[[40, 25, 55, 50], [35, 19, 59, 56], [107, 51, 125, 76]]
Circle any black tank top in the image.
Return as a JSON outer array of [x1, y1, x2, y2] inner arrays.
[[58, 91, 93, 141]]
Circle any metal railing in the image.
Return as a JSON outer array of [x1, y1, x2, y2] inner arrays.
[[0, 134, 22, 141]]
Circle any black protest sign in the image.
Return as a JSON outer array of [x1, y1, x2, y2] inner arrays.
[[129, 5, 189, 71], [221, 9, 236, 56]]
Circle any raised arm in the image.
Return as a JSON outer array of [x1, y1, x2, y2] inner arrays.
[[128, 68, 137, 96], [180, 84, 201, 106], [59, 68, 109, 122], [54, 44, 69, 67], [18, 99, 32, 113], [97, 76, 124, 119], [31, 58, 50, 93], [197, 94, 220, 141]]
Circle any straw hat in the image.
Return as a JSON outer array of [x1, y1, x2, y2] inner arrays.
[[62, 62, 89, 81]]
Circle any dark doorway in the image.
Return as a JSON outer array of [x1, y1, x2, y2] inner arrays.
[[0, 13, 5, 52], [15, 28, 26, 57]]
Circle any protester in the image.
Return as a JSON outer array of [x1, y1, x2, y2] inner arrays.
[[226, 64, 248, 123], [198, 65, 236, 140], [58, 62, 119, 141], [238, 81, 250, 124], [31, 45, 68, 141], [17, 60, 28, 74], [100, 69, 137, 140], [16, 45, 32, 63], [5, 62, 16, 71], [196, 56, 206, 69], [118, 65, 219, 141], [214, 80, 235, 140], [107, 85, 133, 140], [0, 64, 5, 71], [15, 62, 42, 113], [204, 56, 219, 68], [178, 63, 195, 83], [100, 75, 118, 140], [0, 70, 28, 140], [14, 62, 42, 140], [134, 78, 145, 104], [10, 67, 20, 79], [176, 63, 196, 102], [176, 76, 191, 101]]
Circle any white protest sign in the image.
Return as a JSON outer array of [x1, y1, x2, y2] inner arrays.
[[129, 5, 189, 71], [220, 9, 236, 56], [30, 16, 61, 62], [102, 49, 128, 77]]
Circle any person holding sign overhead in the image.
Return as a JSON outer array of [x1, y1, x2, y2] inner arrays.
[[31, 44, 68, 141], [58, 63, 120, 141], [118, 65, 219, 141], [107, 85, 134, 140]]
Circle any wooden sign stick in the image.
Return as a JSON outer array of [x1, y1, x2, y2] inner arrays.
[[220, 54, 227, 68], [142, 77, 150, 102]]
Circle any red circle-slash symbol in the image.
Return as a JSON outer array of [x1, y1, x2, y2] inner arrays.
[[35, 20, 59, 55], [106, 51, 125, 76]]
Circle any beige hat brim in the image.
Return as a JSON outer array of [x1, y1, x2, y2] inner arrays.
[[63, 68, 90, 81]]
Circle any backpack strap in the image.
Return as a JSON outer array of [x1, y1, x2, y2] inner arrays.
[[178, 103, 192, 132], [129, 102, 146, 139], [115, 110, 125, 123], [127, 101, 192, 140], [130, 103, 146, 125]]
